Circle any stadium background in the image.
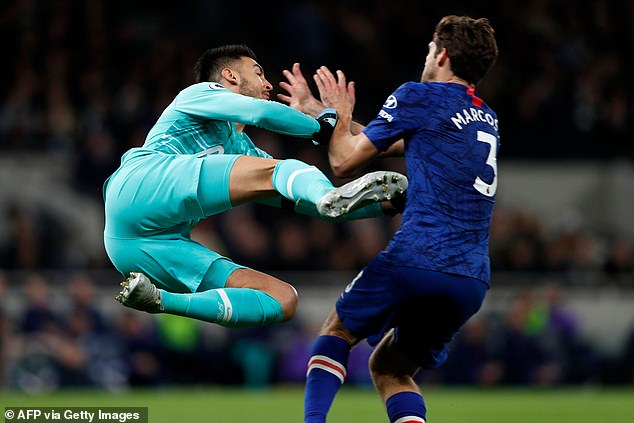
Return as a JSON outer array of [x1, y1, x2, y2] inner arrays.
[[0, 0, 633, 421]]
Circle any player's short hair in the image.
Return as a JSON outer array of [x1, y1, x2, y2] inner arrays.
[[433, 15, 498, 86], [194, 44, 258, 83]]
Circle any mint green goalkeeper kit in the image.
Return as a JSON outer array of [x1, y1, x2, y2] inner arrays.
[[104, 82, 320, 294]]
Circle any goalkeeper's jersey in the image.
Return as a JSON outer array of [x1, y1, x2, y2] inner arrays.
[[132, 82, 320, 158]]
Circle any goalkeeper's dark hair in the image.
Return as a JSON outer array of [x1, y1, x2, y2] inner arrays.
[[433, 15, 498, 86], [194, 44, 258, 83]]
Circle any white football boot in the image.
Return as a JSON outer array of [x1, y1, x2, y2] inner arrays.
[[316, 171, 408, 218], [115, 272, 163, 313]]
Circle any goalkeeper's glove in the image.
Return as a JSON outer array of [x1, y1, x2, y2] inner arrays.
[[312, 108, 337, 146]]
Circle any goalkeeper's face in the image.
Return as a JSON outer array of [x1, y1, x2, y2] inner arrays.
[[237, 57, 273, 100]]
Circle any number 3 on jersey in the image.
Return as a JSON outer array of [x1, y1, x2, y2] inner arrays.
[[473, 130, 498, 197]]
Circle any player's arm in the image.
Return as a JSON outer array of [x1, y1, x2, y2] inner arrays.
[[325, 126, 403, 177], [377, 140, 405, 157], [312, 67, 383, 177], [175, 83, 321, 138], [316, 68, 413, 177]]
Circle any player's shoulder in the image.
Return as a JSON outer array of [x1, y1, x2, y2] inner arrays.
[[385, 82, 425, 108], [483, 103, 498, 120], [395, 81, 450, 99], [178, 82, 230, 98], [394, 81, 425, 96], [392, 82, 450, 112], [475, 96, 498, 121]]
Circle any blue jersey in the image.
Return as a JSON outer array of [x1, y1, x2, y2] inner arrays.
[[363, 82, 499, 284]]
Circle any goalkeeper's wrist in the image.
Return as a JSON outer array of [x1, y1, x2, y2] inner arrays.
[[312, 108, 337, 146]]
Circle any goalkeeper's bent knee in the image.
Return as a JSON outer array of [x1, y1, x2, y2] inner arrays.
[[221, 288, 285, 328]]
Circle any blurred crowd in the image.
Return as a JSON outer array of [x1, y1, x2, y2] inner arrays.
[[0, 271, 633, 391], [0, 0, 631, 160]]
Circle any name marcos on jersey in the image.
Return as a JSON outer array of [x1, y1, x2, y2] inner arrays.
[[451, 107, 498, 131], [377, 101, 497, 132]]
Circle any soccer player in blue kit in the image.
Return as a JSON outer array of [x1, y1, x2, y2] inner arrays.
[[282, 16, 499, 422], [103, 45, 408, 329]]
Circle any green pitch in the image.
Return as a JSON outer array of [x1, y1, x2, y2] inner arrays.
[[2, 386, 633, 423]]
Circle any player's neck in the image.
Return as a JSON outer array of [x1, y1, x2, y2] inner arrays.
[[427, 68, 473, 88], [424, 76, 471, 88], [234, 122, 246, 133], [446, 75, 472, 87]]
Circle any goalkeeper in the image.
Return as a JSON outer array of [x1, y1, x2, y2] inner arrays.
[[103, 45, 407, 329]]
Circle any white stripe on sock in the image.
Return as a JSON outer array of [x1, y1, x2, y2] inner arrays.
[[308, 355, 347, 376], [306, 355, 347, 384], [216, 289, 233, 322], [286, 167, 318, 201], [307, 363, 345, 384], [394, 416, 425, 423]]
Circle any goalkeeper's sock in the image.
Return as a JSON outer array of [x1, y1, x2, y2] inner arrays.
[[160, 288, 283, 328], [305, 336, 351, 423], [272, 159, 333, 205], [386, 392, 427, 423]]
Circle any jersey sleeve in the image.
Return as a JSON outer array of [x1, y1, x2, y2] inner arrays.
[[362, 82, 429, 151], [174, 83, 320, 138]]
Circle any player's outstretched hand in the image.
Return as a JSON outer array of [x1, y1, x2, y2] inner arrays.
[[312, 108, 337, 146], [278, 63, 324, 117], [313, 66, 355, 118]]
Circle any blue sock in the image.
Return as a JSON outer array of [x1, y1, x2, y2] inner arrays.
[[272, 159, 333, 205], [304, 336, 351, 423], [386, 392, 427, 423], [160, 288, 283, 328]]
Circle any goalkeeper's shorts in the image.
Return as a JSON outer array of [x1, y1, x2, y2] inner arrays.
[[103, 150, 245, 293]]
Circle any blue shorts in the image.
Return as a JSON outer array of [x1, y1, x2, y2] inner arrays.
[[103, 150, 246, 293], [336, 252, 488, 369]]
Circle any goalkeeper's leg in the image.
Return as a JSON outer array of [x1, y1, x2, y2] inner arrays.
[[118, 267, 296, 328], [222, 156, 336, 210], [216, 155, 406, 219]]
